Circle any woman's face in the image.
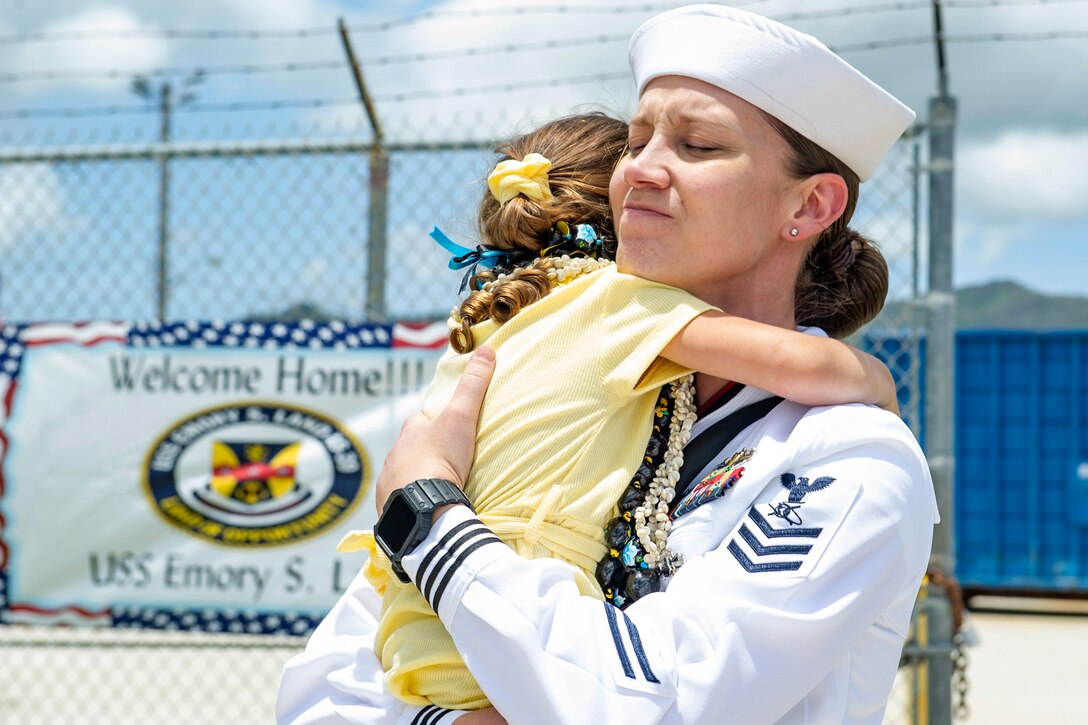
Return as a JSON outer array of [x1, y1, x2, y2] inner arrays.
[[611, 76, 800, 309]]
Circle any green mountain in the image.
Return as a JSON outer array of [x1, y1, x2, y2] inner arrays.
[[250, 280, 1087, 329], [880, 281, 1088, 329], [955, 281, 1088, 329]]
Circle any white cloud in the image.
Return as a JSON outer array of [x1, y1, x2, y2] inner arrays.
[[0, 163, 65, 251], [14, 7, 170, 94], [955, 218, 1026, 266], [958, 130, 1088, 221], [213, 0, 330, 29], [353, 0, 643, 142], [0, 1, 344, 104]]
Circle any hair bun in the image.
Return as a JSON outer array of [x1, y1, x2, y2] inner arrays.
[[795, 227, 888, 339], [807, 227, 863, 281]]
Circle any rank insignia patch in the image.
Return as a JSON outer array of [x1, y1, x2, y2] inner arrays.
[[672, 448, 755, 519], [727, 471, 855, 576]]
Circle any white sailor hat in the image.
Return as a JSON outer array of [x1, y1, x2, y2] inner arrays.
[[629, 4, 915, 181]]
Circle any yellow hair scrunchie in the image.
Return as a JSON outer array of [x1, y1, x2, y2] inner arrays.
[[487, 153, 554, 205]]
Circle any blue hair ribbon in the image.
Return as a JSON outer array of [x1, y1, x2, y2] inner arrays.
[[429, 226, 509, 291], [574, 224, 601, 251]]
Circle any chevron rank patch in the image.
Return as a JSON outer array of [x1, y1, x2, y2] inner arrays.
[[726, 472, 860, 577]]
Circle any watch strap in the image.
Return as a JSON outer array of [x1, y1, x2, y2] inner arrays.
[[382, 478, 473, 583], [407, 478, 474, 513]]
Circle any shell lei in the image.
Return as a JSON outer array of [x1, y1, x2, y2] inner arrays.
[[596, 375, 697, 608], [484, 254, 611, 292], [448, 255, 613, 329]]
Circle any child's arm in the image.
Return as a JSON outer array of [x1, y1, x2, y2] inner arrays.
[[660, 312, 899, 414]]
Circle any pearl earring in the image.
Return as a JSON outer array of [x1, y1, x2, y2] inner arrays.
[[789, 228, 799, 237]]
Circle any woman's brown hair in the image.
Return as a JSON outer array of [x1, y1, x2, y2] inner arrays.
[[450, 113, 629, 353], [764, 115, 890, 340]]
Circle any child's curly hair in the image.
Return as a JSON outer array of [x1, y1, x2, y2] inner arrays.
[[450, 113, 629, 353]]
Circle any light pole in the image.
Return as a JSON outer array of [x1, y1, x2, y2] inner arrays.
[[132, 70, 204, 320]]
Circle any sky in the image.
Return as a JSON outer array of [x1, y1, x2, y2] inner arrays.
[[0, 0, 1086, 320]]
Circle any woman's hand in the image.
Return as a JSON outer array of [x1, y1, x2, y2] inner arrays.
[[455, 708, 507, 724], [374, 346, 496, 514]]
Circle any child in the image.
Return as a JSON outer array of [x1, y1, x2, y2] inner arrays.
[[338, 113, 897, 711]]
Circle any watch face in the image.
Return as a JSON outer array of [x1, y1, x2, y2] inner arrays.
[[375, 493, 419, 557]]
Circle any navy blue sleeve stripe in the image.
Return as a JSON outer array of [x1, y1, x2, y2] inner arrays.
[[430, 536, 504, 613], [739, 524, 813, 555], [420, 526, 492, 602], [622, 612, 660, 684], [432, 711, 456, 725], [603, 602, 635, 679], [411, 705, 439, 725], [415, 519, 481, 585], [728, 539, 803, 572], [423, 706, 453, 725], [747, 507, 822, 538]]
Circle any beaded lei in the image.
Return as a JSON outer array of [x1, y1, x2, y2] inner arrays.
[[447, 235, 698, 609], [533, 255, 700, 607], [596, 375, 696, 608]]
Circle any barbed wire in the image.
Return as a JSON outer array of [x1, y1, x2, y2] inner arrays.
[[3, 0, 1079, 46], [371, 71, 631, 102], [5, 0, 1085, 87], [0, 60, 345, 84], [833, 28, 1088, 51], [0, 2, 948, 85], [0, 24, 1084, 120], [358, 32, 630, 66], [945, 0, 1087, 7], [0, 97, 361, 120], [0, 2, 769, 45], [0, 34, 635, 85], [348, 2, 764, 33], [776, 1, 929, 23]]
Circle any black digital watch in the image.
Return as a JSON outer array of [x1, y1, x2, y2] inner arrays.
[[374, 478, 473, 583]]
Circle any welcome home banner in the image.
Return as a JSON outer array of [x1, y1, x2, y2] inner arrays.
[[0, 319, 447, 635]]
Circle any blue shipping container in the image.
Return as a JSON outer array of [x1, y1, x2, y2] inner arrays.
[[955, 330, 1088, 593]]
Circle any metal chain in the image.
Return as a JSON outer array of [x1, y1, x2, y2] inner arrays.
[[926, 567, 971, 720], [952, 637, 970, 720]]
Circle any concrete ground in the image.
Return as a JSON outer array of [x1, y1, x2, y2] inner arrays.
[[1, 598, 1083, 724], [947, 597, 1087, 724]]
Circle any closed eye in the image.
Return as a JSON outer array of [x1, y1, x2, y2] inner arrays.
[[683, 142, 718, 152]]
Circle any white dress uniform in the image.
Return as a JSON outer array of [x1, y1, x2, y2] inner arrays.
[[276, 384, 939, 725], [277, 6, 933, 721]]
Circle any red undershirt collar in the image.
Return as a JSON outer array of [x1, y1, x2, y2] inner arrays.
[[696, 380, 740, 418]]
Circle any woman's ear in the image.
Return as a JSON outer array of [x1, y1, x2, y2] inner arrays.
[[782, 173, 848, 241]]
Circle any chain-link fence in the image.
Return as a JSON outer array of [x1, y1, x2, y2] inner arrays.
[[0, 110, 936, 722], [0, 137, 489, 322], [0, 626, 299, 724]]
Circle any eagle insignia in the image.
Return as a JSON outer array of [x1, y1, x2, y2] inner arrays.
[[767, 473, 836, 525], [195, 440, 311, 515]]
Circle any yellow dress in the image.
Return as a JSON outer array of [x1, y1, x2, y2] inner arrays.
[[339, 265, 713, 710]]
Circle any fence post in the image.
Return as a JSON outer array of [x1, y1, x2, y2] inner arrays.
[[924, 85, 958, 725], [920, 2, 959, 721], [157, 83, 172, 321], [338, 18, 388, 321], [366, 150, 390, 321]]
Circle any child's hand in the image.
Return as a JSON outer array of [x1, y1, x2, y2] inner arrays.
[[374, 346, 496, 515]]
